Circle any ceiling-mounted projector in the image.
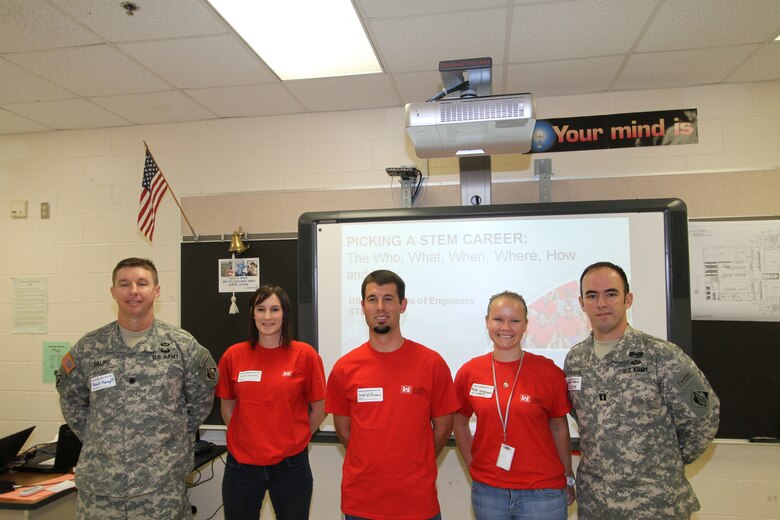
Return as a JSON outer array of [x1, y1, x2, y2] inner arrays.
[[405, 93, 536, 158]]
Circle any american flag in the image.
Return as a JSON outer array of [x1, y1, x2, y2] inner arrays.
[[137, 149, 169, 241]]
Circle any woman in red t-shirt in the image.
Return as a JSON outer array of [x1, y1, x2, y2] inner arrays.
[[216, 285, 327, 519], [453, 291, 575, 519]]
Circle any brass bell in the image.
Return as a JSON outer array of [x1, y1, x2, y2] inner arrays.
[[228, 228, 249, 254]]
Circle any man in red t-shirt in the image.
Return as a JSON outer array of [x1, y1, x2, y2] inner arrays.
[[326, 270, 459, 520]]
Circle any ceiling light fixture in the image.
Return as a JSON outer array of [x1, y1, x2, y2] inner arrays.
[[205, 0, 382, 81]]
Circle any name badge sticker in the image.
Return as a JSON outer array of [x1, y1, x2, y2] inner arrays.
[[357, 387, 383, 402], [91, 373, 116, 392], [238, 370, 262, 382], [566, 376, 582, 391], [469, 383, 495, 398]]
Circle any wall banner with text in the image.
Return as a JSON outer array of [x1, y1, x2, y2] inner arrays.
[[530, 108, 697, 153]]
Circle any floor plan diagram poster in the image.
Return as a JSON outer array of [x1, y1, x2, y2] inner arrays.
[[689, 219, 780, 321]]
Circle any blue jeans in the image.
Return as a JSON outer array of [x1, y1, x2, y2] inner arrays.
[[471, 480, 567, 520], [345, 515, 441, 520], [222, 449, 313, 520]]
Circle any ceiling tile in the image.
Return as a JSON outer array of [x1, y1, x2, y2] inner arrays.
[[728, 43, 780, 83], [0, 0, 101, 53], [615, 46, 759, 91], [0, 0, 778, 135], [509, 0, 657, 62], [638, 0, 780, 52], [0, 108, 52, 134], [370, 10, 507, 72], [118, 35, 277, 89], [90, 91, 217, 125], [6, 45, 172, 97], [48, 0, 227, 42], [285, 74, 400, 112], [506, 56, 624, 97], [2, 99, 130, 130], [393, 70, 454, 104], [186, 84, 305, 117], [0, 59, 76, 103], [359, 0, 506, 18]]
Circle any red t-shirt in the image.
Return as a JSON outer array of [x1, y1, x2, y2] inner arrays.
[[325, 340, 459, 520], [455, 351, 571, 489], [215, 340, 326, 465]]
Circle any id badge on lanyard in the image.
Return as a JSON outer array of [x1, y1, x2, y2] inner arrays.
[[491, 352, 524, 471], [496, 443, 515, 470]]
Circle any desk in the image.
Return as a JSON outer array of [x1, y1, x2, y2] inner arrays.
[[0, 473, 76, 520], [0, 447, 227, 520]]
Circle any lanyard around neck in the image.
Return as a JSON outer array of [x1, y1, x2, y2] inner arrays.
[[491, 351, 524, 442]]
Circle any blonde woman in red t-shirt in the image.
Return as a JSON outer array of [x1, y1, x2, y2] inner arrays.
[[453, 291, 575, 520]]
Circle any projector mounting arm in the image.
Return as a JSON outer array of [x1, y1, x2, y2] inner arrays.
[[432, 57, 493, 101]]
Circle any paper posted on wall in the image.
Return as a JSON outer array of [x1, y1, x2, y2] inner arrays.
[[218, 257, 260, 293]]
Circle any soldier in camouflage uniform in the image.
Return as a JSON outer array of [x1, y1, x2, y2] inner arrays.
[[57, 258, 218, 520], [564, 261, 719, 520]]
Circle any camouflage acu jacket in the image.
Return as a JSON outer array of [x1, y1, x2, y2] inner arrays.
[[564, 326, 719, 519], [57, 319, 217, 497]]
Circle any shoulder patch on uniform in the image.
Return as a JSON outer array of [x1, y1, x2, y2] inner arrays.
[[61, 352, 76, 374], [691, 390, 709, 408], [207, 367, 217, 381]]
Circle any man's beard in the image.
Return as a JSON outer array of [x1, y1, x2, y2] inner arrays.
[[372, 325, 391, 334]]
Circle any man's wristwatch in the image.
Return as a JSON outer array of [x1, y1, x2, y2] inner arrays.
[[566, 476, 576, 487]]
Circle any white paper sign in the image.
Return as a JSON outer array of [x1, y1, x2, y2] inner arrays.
[[689, 219, 780, 321], [12, 277, 48, 333], [218, 257, 260, 293]]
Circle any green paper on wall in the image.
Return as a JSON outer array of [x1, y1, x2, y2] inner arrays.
[[43, 342, 70, 384]]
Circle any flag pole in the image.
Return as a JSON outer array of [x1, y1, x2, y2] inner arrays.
[[143, 141, 199, 240]]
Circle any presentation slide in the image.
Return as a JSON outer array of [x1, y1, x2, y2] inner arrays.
[[314, 212, 669, 377]]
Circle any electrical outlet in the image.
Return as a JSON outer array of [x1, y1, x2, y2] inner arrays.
[[11, 200, 27, 218], [41, 202, 50, 219]]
